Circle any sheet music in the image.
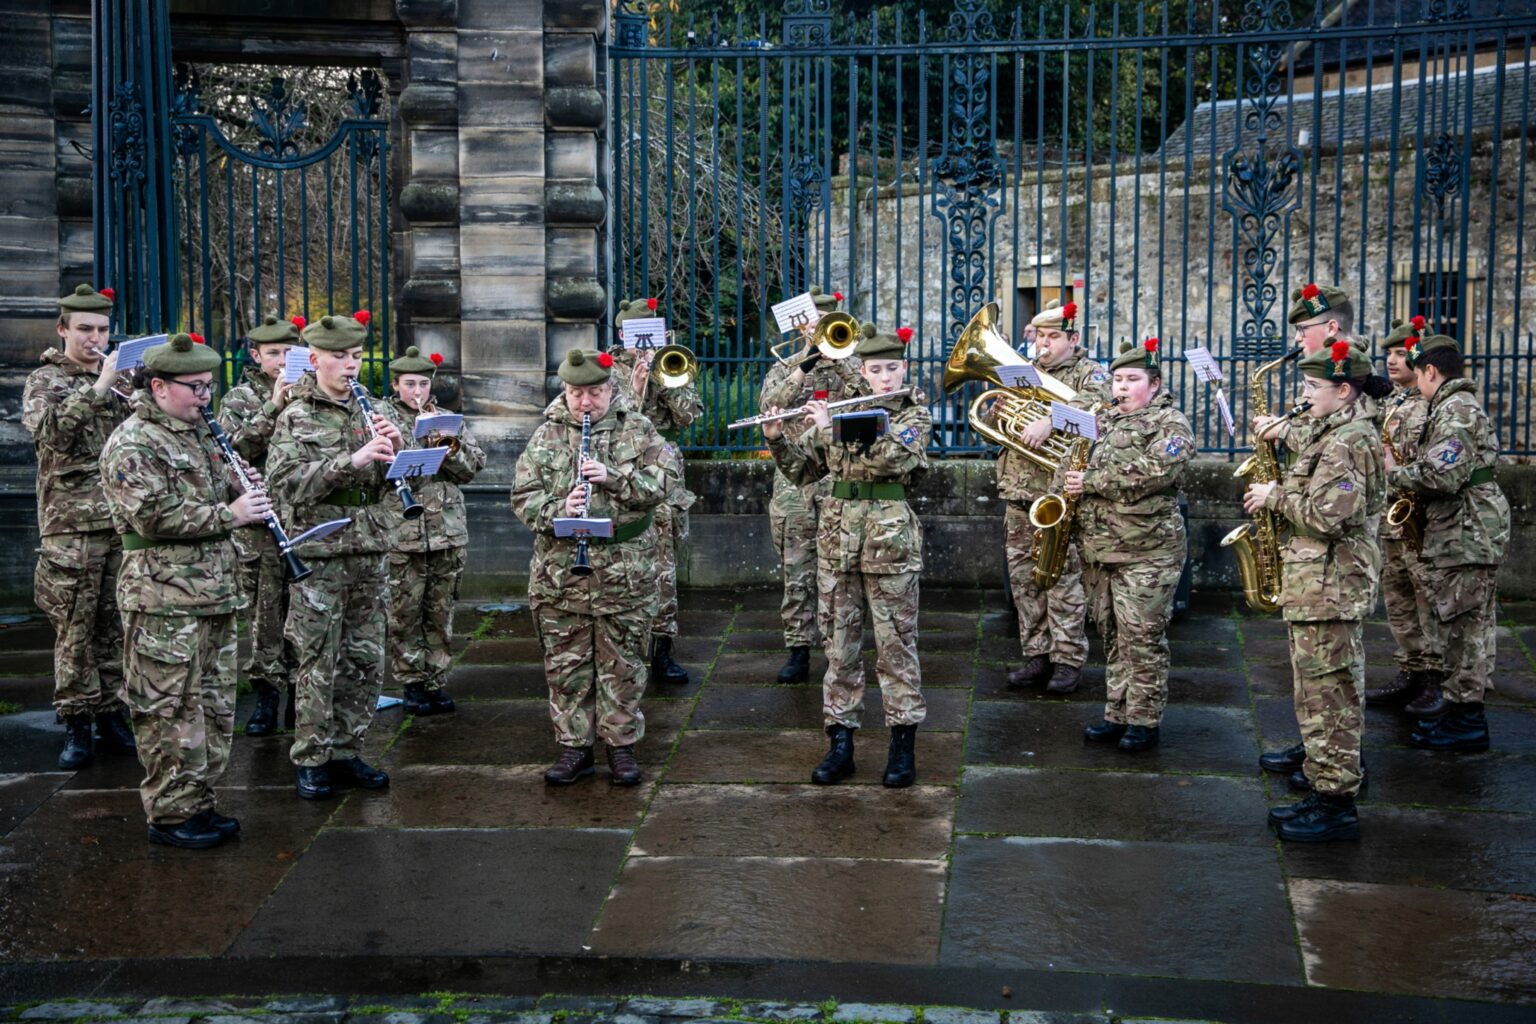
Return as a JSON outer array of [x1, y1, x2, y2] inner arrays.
[[113, 334, 167, 372], [618, 316, 668, 350], [287, 518, 351, 547], [996, 363, 1045, 389], [1050, 401, 1100, 440], [552, 517, 615, 539], [771, 292, 820, 334], [385, 446, 450, 480], [282, 347, 313, 384], [413, 412, 463, 439], [1185, 346, 1222, 384], [1215, 389, 1237, 438]]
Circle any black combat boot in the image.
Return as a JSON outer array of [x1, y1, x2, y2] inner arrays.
[[403, 682, 433, 715], [148, 811, 226, 850], [1045, 663, 1082, 695], [1267, 791, 1320, 827], [607, 744, 643, 786], [650, 636, 690, 686], [1365, 668, 1426, 706], [544, 746, 595, 785], [882, 725, 917, 788], [1288, 761, 1368, 794], [1277, 792, 1360, 843], [776, 645, 810, 684], [1118, 724, 1160, 752], [244, 682, 280, 736], [202, 808, 241, 837], [1410, 701, 1491, 752], [1403, 672, 1449, 719], [1007, 655, 1051, 688], [328, 756, 390, 789], [1259, 742, 1305, 774], [94, 710, 137, 755], [1083, 719, 1127, 744], [424, 686, 456, 715], [811, 724, 856, 785], [58, 714, 94, 770], [283, 683, 297, 730], [295, 764, 333, 800]]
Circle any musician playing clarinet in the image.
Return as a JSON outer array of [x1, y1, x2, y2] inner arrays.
[[511, 349, 677, 788], [266, 312, 404, 801], [100, 333, 272, 849]]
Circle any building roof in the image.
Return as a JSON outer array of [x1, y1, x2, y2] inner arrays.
[[1289, 0, 1519, 74]]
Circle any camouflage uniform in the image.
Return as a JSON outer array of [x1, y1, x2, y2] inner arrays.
[[219, 364, 294, 697], [100, 392, 244, 824], [511, 397, 675, 748], [1388, 377, 1511, 705], [1267, 399, 1385, 797], [759, 357, 865, 647], [1379, 385, 1442, 675], [982, 349, 1109, 669], [23, 347, 130, 717], [1076, 393, 1193, 727], [266, 372, 401, 768], [767, 388, 931, 729], [611, 348, 702, 638], [382, 395, 487, 694]]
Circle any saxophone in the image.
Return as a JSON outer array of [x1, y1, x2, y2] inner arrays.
[[1027, 403, 1106, 590], [1382, 393, 1425, 554], [1219, 350, 1302, 613]]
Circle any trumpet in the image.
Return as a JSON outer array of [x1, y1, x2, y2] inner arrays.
[[726, 387, 917, 431], [769, 311, 861, 365], [411, 394, 461, 459], [346, 376, 424, 519]]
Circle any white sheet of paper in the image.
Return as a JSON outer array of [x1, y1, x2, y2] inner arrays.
[[413, 412, 463, 439], [287, 517, 351, 547], [282, 347, 313, 384], [618, 316, 667, 350], [1185, 346, 1222, 384], [376, 695, 403, 710], [553, 516, 615, 539], [113, 334, 167, 372], [771, 292, 820, 334], [1050, 401, 1100, 440], [1215, 389, 1237, 438], [385, 446, 450, 480], [996, 363, 1044, 389]]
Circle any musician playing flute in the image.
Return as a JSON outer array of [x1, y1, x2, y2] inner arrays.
[[23, 284, 135, 770], [383, 346, 487, 716], [511, 349, 676, 787], [266, 312, 403, 801], [100, 333, 272, 848]]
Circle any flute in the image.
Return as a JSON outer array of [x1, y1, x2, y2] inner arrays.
[[199, 406, 311, 582], [570, 412, 595, 577], [346, 376, 424, 519], [727, 386, 918, 430]]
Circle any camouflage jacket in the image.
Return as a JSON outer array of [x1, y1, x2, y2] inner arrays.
[[611, 347, 700, 511], [219, 364, 285, 562], [22, 348, 131, 536], [1266, 407, 1385, 622], [99, 393, 245, 616], [984, 349, 1110, 501], [1387, 378, 1510, 568], [511, 398, 676, 615], [760, 355, 865, 498], [266, 374, 405, 559], [1076, 392, 1193, 564], [1379, 385, 1430, 543], [379, 396, 488, 553], [766, 389, 930, 574]]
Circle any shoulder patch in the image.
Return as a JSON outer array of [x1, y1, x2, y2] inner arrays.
[[1165, 435, 1186, 457], [1438, 447, 1460, 466], [1338, 479, 1354, 491], [899, 425, 919, 446], [1089, 367, 1108, 383]]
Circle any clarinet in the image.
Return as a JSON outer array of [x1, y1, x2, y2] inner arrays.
[[346, 376, 423, 520], [199, 406, 311, 582], [571, 412, 594, 577]]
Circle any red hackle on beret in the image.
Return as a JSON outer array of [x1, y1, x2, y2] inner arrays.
[[646, 298, 658, 312], [1330, 340, 1351, 361], [189, 332, 206, 345], [429, 352, 443, 366], [1061, 301, 1078, 322], [353, 309, 371, 326], [1302, 283, 1320, 300], [1144, 337, 1159, 353], [291, 315, 306, 330], [896, 326, 914, 345], [596, 351, 614, 369], [834, 291, 844, 302], [99, 287, 115, 302]]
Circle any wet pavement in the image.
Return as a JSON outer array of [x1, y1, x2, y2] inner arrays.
[[2, 591, 1535, 1020]]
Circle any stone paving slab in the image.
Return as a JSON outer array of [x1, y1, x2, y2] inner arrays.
[[328, 764, 656, 829], [665, 729, 964, 785], [688, 684, 971, 732]]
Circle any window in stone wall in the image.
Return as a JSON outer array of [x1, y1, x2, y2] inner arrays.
[[1393, 258, 1483, 347]]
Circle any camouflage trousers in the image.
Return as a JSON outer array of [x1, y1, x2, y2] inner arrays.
[[533, 600, 651, 748], [650, 503, 687, 638], [237, 542, 294, 690], [1286, 620, 1365, 797], [1381, 538, 1443, 674], [284, 553, 387, 768], [388, 545, 466, 691], [35, 530, 125, 717], [1004, 502, 1090, 667], [817, 568, 927, 730], [1422, 562, 1499, 704], [121, 610, 237, 824], [769, 472, 820, 648], [1084, 552, 1183, 727]]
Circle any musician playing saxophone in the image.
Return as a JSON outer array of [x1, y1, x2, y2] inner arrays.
[[1062, 340, 1191, 754], [511, 350, 676, 787], [1244, 342, 1389, 843], [1253, 282, 1363, 450], [983, 299, 1108, 695]]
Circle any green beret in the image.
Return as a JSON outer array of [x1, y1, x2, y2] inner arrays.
[[853, 321, 912, 360], [301, 314, 368, 352], [1288, 282, 1349, 325], [1031, 298, 1081, 332], [58, 284, 114, 314], [1299, 338, 1373, 381], [391, 345, 437, 376], [143, 332, 221, 375], [615, 297, 659, 325], [1110, 338, 1162, 373], [810, 285, 844, 313], [1412, 333, 1459, 362], [248, 314, 301, 345], [558, 348, 614, 386]]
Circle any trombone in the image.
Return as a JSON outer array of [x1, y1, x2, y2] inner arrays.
[[769, 311, 860, 365], [647, 343, 698, 389]]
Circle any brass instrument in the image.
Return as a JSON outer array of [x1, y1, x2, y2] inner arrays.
[[413, 395, 461, 459], [647, 343, 698, 389], [726, 387, 917, 431], [1026, 400, 1109, 589], [1382, 394, 1425, 553], [769, 310, 860, 365], [1219, 349, 1303, 613], [943, 300, 1079, 471]]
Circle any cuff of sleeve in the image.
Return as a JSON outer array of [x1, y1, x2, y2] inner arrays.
[[216, 505, 238, 531]]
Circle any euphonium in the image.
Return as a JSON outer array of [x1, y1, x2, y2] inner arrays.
[[968, 390, 1079, 471], [1026, 401, 1107, 589], [1382, 394, 1425, 553]]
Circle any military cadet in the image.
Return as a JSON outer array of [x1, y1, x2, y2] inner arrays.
[[759, 285, 864, 684], [1245, 342, 1390, 842], [511, 349, 675, 787], [1254, 282, 1358, 447], [383, 346, 487, 715], [1364, 317, 1444, 714], [100, 333, 273, 848], [266, 312, 401, 800], [23, 284, 135, 769], [985, 299, 1109, 694], [1063, 339, 1192, 753], [610, 297, 703, 687], [761, 322, 930, 788], [219, 314, 304, 736], [1386, 333, 1510, 752]]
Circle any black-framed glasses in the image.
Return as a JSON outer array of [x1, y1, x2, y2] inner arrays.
[[165, 378, 214, 398]]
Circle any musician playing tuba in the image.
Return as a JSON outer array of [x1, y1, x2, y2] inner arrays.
[[610, 297, 703, 688]]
